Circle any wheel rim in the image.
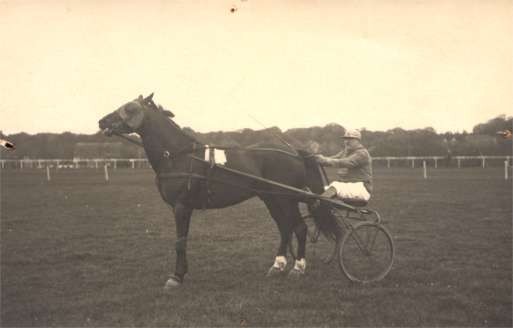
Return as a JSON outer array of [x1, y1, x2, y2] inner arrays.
[[338, 222, 394, 283]]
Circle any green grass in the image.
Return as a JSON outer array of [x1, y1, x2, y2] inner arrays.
[[1, 167, 511, 327]]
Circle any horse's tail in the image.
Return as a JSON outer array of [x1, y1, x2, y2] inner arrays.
[[298, 150, 342, 241]]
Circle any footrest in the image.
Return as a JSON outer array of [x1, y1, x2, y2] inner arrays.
[[341, 198, 368, 207]]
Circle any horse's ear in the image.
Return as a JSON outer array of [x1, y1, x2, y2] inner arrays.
[[145, 93, 154, 101], [138, 95, 144, 101]]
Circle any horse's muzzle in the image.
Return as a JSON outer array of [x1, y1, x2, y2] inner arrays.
[[98, 118, 109, 130], [99, 117, 118, 136]]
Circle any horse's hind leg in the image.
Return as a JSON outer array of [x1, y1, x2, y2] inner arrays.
[[164, 202, 193, 290]]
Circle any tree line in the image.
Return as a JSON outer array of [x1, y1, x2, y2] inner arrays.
[[1, 115, 511, 159]]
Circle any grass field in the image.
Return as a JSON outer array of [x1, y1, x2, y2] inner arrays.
[[1, 167, 511, 327]]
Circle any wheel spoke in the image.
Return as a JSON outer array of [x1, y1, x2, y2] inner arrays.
[[366, 225, 379, 253], [348, 227, 368, 255], [339, 223, 394, 283]]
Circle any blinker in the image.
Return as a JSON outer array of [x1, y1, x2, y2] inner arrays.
[[116, 102, 144, 130]]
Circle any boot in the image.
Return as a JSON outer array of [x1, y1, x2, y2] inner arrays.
[[321, 186, 338, 199], [311, 186, 338, 209]]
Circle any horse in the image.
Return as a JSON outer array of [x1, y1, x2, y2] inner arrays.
[[98, 94, 340, 289]]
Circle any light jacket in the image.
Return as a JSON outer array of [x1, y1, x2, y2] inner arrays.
[[328, 145, 373, 193]]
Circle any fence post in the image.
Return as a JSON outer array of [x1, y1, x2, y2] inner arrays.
[[457, 158, 461, 168], [434, 158, 438, 169], [113, 160, 117, 170], [104, 164, 109, 182], [481, 157, 485, 168], [505, 160, 509, 180], [411, 159, 415, 168], [46, 166, 51, 181], [423, 160, 427, 179]]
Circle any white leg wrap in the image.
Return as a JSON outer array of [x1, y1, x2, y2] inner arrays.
[[272, 256, 287, 271], [294, 259, 306, 273]]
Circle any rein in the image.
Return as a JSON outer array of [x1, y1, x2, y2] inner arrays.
[[111, 131, 144, 147], [111, 130, 201, 159], [111, 131, 302, 160], [113, 100, 302, 159]]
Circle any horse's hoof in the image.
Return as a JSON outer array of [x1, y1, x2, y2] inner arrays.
[[266, 266, 285, 277], [288, 268, 305, 279], [163, 276, 182, 290]]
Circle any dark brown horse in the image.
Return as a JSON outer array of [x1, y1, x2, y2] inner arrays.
[[98, 94, 340, 289]]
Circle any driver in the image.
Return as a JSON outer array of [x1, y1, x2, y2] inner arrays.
[[314, 129, 373, 204]]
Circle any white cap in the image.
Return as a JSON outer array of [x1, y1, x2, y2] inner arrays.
[[342, 129, 361, 140]]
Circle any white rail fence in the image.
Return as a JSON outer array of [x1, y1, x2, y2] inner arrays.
[[1, 156, 511, 181], [0, 156, 511, 170], [0, 158, 151, 170], [372, 155, 512, 169]]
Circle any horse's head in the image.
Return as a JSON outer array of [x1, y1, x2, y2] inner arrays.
[[99, 93, 174, 136]]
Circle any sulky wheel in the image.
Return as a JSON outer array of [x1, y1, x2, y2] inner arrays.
[[338, 221, 394, 283]]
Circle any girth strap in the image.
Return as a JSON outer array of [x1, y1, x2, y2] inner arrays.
[[157, 172, 212, 209]]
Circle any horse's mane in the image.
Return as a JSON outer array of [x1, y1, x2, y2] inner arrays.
[[145, 100, 201, 146]]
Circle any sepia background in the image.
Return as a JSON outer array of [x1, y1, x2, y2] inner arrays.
[[1, 1, 511, 327], [1, 0, 512, 134]]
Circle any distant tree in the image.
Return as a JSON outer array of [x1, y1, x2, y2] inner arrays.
[[3, 114, 512, 159], [473, 114, 512, 135]]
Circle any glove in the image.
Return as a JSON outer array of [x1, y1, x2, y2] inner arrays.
[[315, 155, 329, 165], [325, 158, 337, 166]]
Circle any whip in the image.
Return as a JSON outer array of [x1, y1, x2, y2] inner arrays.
[[247, 114, 298, 156]]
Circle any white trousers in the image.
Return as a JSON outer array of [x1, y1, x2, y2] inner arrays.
[[328, 181, 371, 202]]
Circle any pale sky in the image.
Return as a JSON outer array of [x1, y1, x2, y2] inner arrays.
[[1, 0, 512, 135]]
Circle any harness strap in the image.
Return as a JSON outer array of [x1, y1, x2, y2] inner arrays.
[[186, 146, 195, 191], [201, 146, 213, 210], [159, 172, 206, 179], [203, 163, 215, 210]]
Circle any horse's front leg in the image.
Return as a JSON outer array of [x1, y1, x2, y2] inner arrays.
[[164, 202, 193, 290]]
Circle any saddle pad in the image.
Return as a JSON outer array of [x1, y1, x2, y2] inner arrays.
[[204, 145, 227, 165]]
